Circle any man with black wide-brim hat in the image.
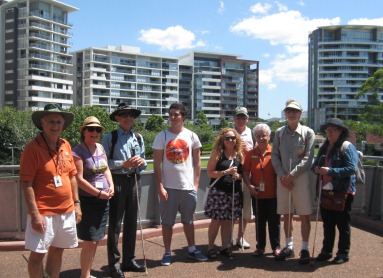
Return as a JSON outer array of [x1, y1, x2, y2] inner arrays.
[[20, 103, 82, 278], [102, 103, 147, 277]]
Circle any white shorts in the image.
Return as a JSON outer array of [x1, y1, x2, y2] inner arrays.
[[242, 180, 253, 220], [276, 171, 313, 216], [25, 210, 78, 253]]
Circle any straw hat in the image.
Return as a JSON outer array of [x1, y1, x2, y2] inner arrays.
[[79, 116, 105, 132]]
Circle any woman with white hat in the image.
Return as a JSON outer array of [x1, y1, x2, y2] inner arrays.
[[72, 116, 115, 278]]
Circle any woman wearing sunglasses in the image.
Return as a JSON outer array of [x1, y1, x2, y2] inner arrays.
[[204, 127, 244, 259], [72, 116, 115, 278]]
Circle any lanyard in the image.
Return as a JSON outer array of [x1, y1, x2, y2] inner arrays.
[[41, 133, 60, 176], [83, 143, 100, 174]]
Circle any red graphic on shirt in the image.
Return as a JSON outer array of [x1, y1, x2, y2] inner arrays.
[[166, 138, 189, 164]]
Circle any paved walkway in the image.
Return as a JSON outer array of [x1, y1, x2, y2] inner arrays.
[[1, 217, 383, 278]]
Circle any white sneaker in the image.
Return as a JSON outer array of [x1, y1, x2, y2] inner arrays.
[[236, 238, 250, 249]]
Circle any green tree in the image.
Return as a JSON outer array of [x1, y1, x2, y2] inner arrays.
[[145, 114, 165, 132], [218, 117, 229, 129]]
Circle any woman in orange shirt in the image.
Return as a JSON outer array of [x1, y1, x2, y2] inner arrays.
[[243, 124, 281, 257]]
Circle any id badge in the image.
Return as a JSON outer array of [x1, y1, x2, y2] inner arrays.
[[95, 181, 104, 189], [54, 175, 62, 187], [259, 181, 265, 192]]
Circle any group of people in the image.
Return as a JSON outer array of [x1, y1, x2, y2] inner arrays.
[[19, 99, 359, 278]]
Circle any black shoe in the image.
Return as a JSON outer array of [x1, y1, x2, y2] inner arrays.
[[299, 249, 311, 265], [275, 248, 295, 261], [332, 255, 349, 264], [109, 268, 125, 278], [121, 260, 146, 273], [315, 251, 332, 262]]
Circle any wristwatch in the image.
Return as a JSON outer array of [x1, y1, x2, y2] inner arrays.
[[222, 170, 227, 176], [74, 200, 81, 204]]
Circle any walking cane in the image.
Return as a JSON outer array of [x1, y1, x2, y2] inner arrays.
[[229, 159, 236, 260], [310, 155, 326, 267], [131, 148, 148, 274]]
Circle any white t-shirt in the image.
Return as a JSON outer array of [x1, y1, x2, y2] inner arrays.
[[152, 128, 202, 190], [236, 126, 254, 152]]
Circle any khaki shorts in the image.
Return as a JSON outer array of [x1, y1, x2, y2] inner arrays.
[[242, 181, 253, 220], [276, 172, 313, 216], [25, 210, 78, 253]]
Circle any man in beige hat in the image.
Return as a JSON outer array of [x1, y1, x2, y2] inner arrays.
[[271, 99, 315, 264], [233, 106, 255, 249], [20, 103, 81, 278]]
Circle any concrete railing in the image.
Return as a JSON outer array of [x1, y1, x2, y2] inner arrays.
[[1, 157, 382, 240]]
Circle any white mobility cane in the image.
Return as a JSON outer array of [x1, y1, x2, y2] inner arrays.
[[229, 160, 236, 260], [287, 158, 292, 245], [131, 148, 148, 274], [310, 155, 326, 267]]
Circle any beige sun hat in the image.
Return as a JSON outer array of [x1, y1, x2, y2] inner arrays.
[[32, 103, 74, 131], [79, 116, 105, 132]]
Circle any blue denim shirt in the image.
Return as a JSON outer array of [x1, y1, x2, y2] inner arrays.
[[312, 141, 358, 193]]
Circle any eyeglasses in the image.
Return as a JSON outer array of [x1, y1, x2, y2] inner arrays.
[[118, 112, 136, 118], [235, 116, 248, 120], [86, 127, 103, 133], [224, 136, 237, 141], [325, 127, 340, 133], [255, 134, 269, 139], [285, 108, 300, 113]]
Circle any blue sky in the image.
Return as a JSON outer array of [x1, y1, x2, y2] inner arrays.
[[63, 0, 383, 119]]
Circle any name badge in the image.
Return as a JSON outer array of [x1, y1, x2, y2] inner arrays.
[[95, 181, 104, 189], [259, 181, 265, 192], [54, 176, 62, 187]]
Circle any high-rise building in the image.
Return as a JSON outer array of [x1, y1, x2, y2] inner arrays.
[[0, 0, 77, 110], [72, 45, 179, 122], [73, 47, 259, 123], [178, 51, 259, 124], [308, 25, 383, 130]]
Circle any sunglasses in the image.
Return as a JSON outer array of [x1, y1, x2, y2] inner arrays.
[[118, 112, 136, 118], [86, 127, 103, 133], [285, 108, 300, 113], [224, 136, 237, 141]]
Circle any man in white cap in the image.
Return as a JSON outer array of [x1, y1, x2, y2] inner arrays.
[[20, 103, 81, 278], [233, 106, 255, 249], [271, 99, 315, 264]]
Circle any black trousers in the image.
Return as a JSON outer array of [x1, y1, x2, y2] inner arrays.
[[252, 197, 281, 251], [108, 174, 140, 269], [320, 193, 354, 256]]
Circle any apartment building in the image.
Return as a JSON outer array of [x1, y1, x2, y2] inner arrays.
[[72, 45, 179, 121], [0, 0, 77, 110], [179, 51, 259, 124], [308, 25, 383, 130]]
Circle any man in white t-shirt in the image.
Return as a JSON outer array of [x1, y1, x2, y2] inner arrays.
[[233, 106, 255, 249], [153, 102, 207, 266]]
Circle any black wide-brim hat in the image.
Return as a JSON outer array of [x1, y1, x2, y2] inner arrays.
[[320, 118, 349, 137], [32, 103, 74, 131], [109, 103, 141, 122]]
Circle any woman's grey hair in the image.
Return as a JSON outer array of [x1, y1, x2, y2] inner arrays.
[[253, 123, 271, 137]]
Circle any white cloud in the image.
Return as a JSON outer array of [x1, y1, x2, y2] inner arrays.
[[348, 17, 383, 25], [229, 3, 341, 90], [218, 1, 225, 14], [249, 3, 272, 14], [138, 25, 206, 51], [259, 69, 276, 90]]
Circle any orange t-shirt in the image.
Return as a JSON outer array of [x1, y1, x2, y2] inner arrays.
[[243, 144, 277, 199], [20, 133, 77, 215]]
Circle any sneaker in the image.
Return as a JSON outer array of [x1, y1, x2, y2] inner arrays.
[[236, 238, 251, 249], [252, 249, 265, 257], [188, 250, 208, 262], [315, 251, 332, 262], [161, 253, 172, 266], [299, 249, 311, 265], [331, 254, 349, 264], [275, 247, 295, 261]]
